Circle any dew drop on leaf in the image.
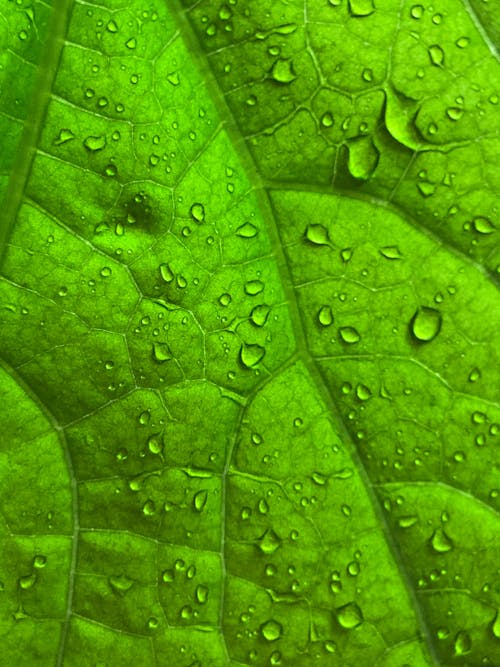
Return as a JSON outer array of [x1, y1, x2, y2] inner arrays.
[[195, 584, 209, 604], [304, 223, 331, 246], [244, 279, 265, 296], [250, 304, 270, 327], [270, 58, 296, 84], [348, 0, 375, 17], [428, 44, 445, 66], [108, 574, 133, 596], [152, 342, 172, 363], [453, 630, 472, 656], [355, 384, 372, 401], [379, 246, 402, 260], [318, 305, 334, 327], [398, 515, 418, 529], [240, 343, 266, 368], [410, 306, 442, 342], [336, 602, 364, 629], [159, 263, 175, 283], [190, 203, 205, 223], [258, 529, 281, 554], [260, 619, 283, 641], [193, 490, 208, 512], [429, 527, 454, 553], [236, 222, 259, 238], [19, 573, 37, 590], [53, 128, 75, 146], [473, 216, 495, 234], [339, 326, 361, 344], [83, 135, 106, 152]]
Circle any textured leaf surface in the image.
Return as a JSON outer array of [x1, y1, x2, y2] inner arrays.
[[0, 0, 499, 665]]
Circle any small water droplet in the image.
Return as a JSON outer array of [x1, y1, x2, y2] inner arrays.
[[83, 135, 106, 152], [109, 574, 133, 596], [348, 0, 375, 17], [453, 630, 471, 656], [193, 490, 208, 512], [152, 342, 172, 363]]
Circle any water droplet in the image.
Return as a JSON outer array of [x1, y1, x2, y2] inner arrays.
[[473, 216, 495, 234], [160, 263, 175, 283], [142, 499, 156, 515], [258, 529, 281, 554], [428, 44, 445, 66], [317, 305, 334, 327], [410, 4, 424, 19], [100, 266, 112, 278], [195, 584, 209, 604], [339, 326, 361, 344], [240, 343, 265, 368], [53, 128, 75, 146], [491, 610, 500, 639], [311, 472, 327, 486], [347, 136, 379, 180], [260, 619, 283, 641], [305, 223, 331, 246], [336, 602, 363, 629], [125, 37, 136, 49], [190, 203, 205, 223], [219, 293, 232, 307], [355, 384, 371, 401], [152, 342, 172, 363], [244, 280, 264, 296], [236, 222, 259, 238], [83, 135, 106, 152], [341, 247, 353, 262], [147, 435, 163, 455], [347, 561, 360, 576], [398, 515, 418, 529], [250, 304, 270, 327], [429, 527, 454, 553], [33, 555, 47, 569], [193, 490, 208, 512], [453, 630, 471, 656], [379, 246, 402, 259], [270, 58, 296, 84], [410, 306, 442, 342], [109, 574, 133, 596], [321, 112, 334, 128], [348, 0, 375, 17], [19, 573, 37, 590], [446, 107, 463, 121]]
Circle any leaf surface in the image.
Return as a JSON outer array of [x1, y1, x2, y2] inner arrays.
[[0, 1, 499, 665]]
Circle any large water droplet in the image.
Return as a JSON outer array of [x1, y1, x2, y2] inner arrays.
[[304, 224, 331, 246], [109, 574, 134, 596], [453, 630, 471, 656], [260, 619, 283, 641], [240, 343, 265, 368], [410, 306, 442, 342], [429, 527, 454, 553], [336, 602, 364, 629], [348, 0, 375, 17], [428, 44, 445, 66], [270, 58, 296, 84]]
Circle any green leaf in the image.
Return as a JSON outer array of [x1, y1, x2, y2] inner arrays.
[[0, 0, 498, 665]]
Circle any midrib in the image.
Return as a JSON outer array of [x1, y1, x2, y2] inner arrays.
[[0, 0, 74, 266]]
